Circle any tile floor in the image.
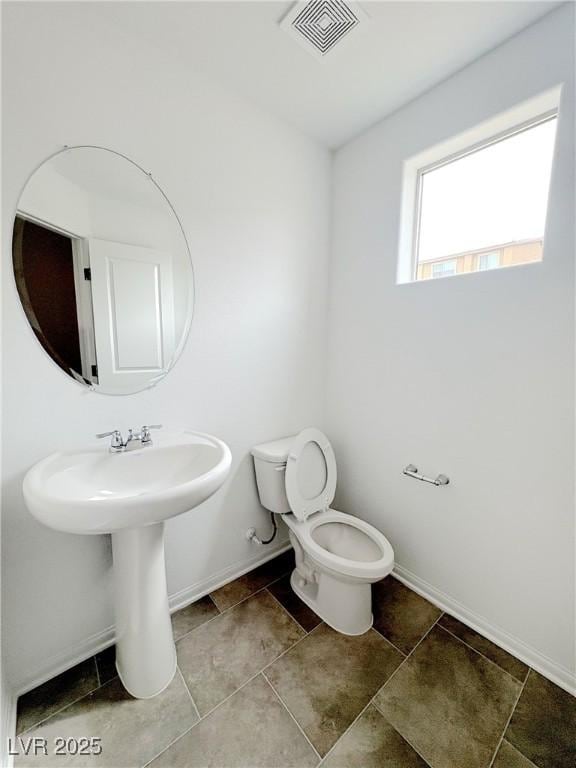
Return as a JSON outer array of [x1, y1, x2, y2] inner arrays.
[[15, 549, 576, 768]]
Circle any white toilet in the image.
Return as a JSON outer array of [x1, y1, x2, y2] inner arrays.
[[252, 427, 394, 635]]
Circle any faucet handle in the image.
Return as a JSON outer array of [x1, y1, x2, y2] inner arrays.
[[141, 424, 162, 443], [96, 430, 123, 450], [96, 429, 121, 439]]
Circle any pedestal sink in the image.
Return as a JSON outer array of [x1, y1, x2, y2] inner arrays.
[[23, 430, 232, 698]]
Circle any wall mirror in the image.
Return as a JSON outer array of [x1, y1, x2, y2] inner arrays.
[[12, 146, 194, 395]]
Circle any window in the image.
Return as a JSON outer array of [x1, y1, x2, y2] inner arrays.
[[431, 259, 457, 278], [397, 90, 561, 284], [477, 251, 500, 271], [414, 116, 557, 281]]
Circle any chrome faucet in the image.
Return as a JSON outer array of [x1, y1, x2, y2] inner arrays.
[[140, 425, 162, 444], [96, 425, 162, 452]]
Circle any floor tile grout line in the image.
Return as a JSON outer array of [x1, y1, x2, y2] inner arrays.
[[436, 623, 528, 686], [205, 591, 221, 614], [143, 673, 266, 767], [185, 618, 327, 727], [264, 586, 310, 634], [317, 622, 441, 768], [317, 696, 375, 766], [17, 673, 112, 737], [174, 568, 293, 644], [261, 672, 322, 764], [261, 618, 431, 767], [177, 603, 319, 727], [172, 584, 272, 643], [487, 668, 530, 768], [374, 715, 433, 768], [319, 689, 433, 768], [171, 603, 223, 644], [370, 625, 408, 658], [142, 720, 199, 768], [521, 663, 531, 685], [170, 592, 221, 641], [369, 700, 433, 768], [370, 615, 537, 768], [366, 626, 409, 659], [198, 668, 266, 721], [141, 669, 204, 768], [374, 614, 444, 699], [209, 559, 293, 612], [143, 662, 309, 768], [259, 619, 325, 677], [178, 619, 323, 727], [500, 737, 541, 768], [371, 611, 529, 768], [266, 570, 293, 590], [176, 665, 200, 721]]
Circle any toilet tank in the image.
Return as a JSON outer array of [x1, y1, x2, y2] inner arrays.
[[251, 436, 295, 514]]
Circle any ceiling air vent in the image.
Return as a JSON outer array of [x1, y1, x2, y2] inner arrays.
[[280, 0, 368, 59]]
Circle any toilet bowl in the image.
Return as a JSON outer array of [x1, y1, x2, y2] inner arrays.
[[252, 428, 394, 635]]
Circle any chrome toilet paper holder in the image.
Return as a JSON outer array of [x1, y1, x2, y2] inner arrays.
[[403, 464, 450, 486]]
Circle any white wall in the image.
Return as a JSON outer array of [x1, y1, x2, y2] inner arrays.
[[327, 5, 575, 689], [1, 2, 330, 692]]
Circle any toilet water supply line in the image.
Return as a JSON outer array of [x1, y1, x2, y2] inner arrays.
[[246, 512, 277, 545]]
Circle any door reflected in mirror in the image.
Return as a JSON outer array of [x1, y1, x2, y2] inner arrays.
[[12, 146, 194, 395]]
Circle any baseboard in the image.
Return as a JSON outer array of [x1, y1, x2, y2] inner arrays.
[[393, 563, 576, 696], [12, 538, 291, 699], [14, 624, 116, 699], [168, 538, 290, 614]]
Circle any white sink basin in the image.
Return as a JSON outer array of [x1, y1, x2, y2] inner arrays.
[[23, 430, 232, 534], [22, 429, 232, 700]]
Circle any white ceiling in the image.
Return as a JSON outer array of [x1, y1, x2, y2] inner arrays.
[[18, 1, 558, 151], [103, 1, 562, 148]]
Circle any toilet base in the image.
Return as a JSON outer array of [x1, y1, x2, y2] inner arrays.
[[290, 568, 373, 636]]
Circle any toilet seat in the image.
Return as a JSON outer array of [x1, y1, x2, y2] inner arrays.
[[284, 509, 394, 579], [285, 427, 337, 521], [284, 428, 393, 578]]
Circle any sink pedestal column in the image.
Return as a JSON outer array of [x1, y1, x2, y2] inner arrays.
[[111, 522, 176, 698]]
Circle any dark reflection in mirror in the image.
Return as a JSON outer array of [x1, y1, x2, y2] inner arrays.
[[14, 216, 86, 381]]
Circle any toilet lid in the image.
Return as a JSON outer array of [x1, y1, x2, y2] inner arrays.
[[285, 428, 337, 521]]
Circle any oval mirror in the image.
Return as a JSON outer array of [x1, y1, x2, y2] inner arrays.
[[12, 146, 194, 395]]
